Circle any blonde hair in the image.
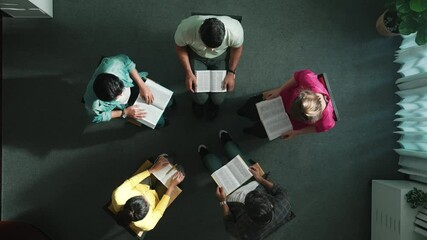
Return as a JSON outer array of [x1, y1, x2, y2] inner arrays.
[[290, 90, 323, 123]]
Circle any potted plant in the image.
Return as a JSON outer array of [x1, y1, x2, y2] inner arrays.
[[376, 0, 427, 45], [406, 187, 427, 208]]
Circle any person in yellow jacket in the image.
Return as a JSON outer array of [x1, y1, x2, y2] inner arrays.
[[111, 156, 185, 231]]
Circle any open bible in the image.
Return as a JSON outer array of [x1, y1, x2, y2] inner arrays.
[[151, 163, 179, 188], [195, 70, 227, 92], [135, 160, 182, 206], [211, 155, 264, 196], [256, 96, 293, 141], [130, 79, 173, 129]]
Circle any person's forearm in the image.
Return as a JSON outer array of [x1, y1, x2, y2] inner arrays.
[[297, 125, 317, 135], [228, 45, 243, 72], [129, 69, 148, 89], [257, 177, 274, 191], [220, 203, 231, 217], [165, 185, 176, 196], [175, 46, 193, 75], [279, 76, 297, 92], [111, 110, 123, 119]]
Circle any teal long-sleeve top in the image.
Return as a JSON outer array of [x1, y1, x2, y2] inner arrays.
[[83, 54, 148, 123]]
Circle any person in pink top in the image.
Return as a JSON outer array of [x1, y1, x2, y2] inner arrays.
[[238, 70, 335, 140]]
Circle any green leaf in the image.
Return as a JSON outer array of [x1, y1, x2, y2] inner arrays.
[[410, 0, 427, 12], [399, 16, 419, 34], [397, 0, 412, 13]]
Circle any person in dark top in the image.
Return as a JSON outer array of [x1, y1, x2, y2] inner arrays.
[[198, 130, 295, 240]]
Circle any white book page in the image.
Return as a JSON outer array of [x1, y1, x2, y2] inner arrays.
[[211, 155, 251, 195], [152, 164, 178, 188], [211, 167, 240, 195], [195, 70, 211, 92], [133, 96, 163, 129], [256, 97, 293, 141], [145, 79, 173, 110], [210, 70, 227, 92]]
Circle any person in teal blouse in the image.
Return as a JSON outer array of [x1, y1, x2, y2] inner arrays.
[[84, 54, 164, 125]]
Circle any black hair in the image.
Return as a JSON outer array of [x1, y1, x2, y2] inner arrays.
[[93, 73, 124, 102], [199, 18, 225, 48], [116, 196, 149, 226], [245, 190, 274, 224]]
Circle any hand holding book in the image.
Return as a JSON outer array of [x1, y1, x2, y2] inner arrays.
[[215, 186, 227, 202], [249, 166, 264, 182], [139, 84, 154, 104], [149, 157, 170, 174], [169, 172, 185, 187], [124, 105, 147, 120]]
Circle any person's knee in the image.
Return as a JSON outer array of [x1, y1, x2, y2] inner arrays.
[[210, 93, 225, 105], [192, 93, 209, 104]]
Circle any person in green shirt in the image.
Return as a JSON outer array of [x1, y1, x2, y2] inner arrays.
[[83, 54, 168, 128]]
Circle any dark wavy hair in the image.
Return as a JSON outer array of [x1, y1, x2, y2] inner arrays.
[[245, 190, 274, 224], [93, 73, 124, 102], [199, 18, 225, 48], [116, 196, 149, 226]]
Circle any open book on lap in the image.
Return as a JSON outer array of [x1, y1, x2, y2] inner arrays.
[[196, 70, 227, 93], [131, 79, 173, 129], [256, 96, 293, 141], [151, 164, 178, 188], [135, 160, 182, 207], [211, 155, 264, 196]]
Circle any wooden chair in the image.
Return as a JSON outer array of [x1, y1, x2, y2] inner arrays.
[[317, 73, 340, 121]]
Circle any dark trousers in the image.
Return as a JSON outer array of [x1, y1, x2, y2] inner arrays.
[[188, 48, 229, 105], [127, 85, 140, 106], [238, 94, 268, 138]]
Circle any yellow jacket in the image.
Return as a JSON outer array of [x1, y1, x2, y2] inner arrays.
[[111, 170, 170, 231]]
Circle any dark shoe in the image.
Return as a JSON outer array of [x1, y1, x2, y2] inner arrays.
[[198, 144, 210, 159], [218, 130, 232, 145], [192, 101, 204, 118], [243, 123, 268, 138], [206, 100, 219, 120]]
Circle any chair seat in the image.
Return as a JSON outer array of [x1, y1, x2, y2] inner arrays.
[[191, 12, 242, 22]]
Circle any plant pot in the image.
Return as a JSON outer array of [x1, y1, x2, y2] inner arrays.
[[376, 10, 400, 37]]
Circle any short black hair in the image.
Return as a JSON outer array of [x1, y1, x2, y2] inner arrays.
[[245, 190, 274, 224], [116, 196, 149, 226], [199, 18, 225, 48], [93, 73, 124, 102]]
